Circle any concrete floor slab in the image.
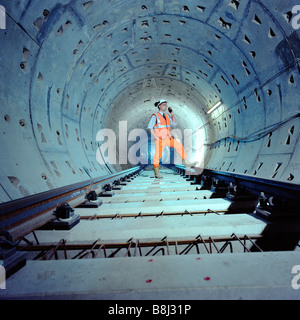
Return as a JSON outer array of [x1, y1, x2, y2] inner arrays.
[[102, 190, 213, 199], [100, 190, 214, 203], [115, 185, 198, 193], [1, 251, 299, 300], [76, 198, 234, 216], [25, 214, 268, 243], [123, 181, 192, 187]]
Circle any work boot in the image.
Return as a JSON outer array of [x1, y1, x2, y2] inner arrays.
[[154, 167, 163, 179], [182, 158, 198, 168]]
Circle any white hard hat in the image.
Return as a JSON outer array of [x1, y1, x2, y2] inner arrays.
[[156, 99, 167, 107]]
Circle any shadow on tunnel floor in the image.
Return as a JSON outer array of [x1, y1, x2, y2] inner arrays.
[[250, 216, 300, 252], [207, 188, 300, 252]]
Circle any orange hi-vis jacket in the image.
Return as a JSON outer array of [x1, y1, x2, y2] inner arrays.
[[152, 112, 171, 140]]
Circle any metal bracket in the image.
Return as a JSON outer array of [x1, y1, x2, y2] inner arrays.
[[255, 192, 293, 220], [0, 231, 17, 249], [99, 184, 115, 197], [77, 191, 103, 208]]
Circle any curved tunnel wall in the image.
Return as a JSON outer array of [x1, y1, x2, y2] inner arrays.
[[0, 0, 300, 203]]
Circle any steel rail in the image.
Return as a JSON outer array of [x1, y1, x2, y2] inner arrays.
[[173, 165, 300, 203], [0, 166, 144, 241]]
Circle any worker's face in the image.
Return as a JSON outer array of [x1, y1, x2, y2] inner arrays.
[[159, 102, 167, 112]]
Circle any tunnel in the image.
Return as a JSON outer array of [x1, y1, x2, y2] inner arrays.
[[1, 0, 300, 300]]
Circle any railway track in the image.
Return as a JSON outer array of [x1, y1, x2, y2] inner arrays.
[[1, 165, 300, 299]]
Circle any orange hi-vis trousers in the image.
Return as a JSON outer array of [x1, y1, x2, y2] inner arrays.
[[153, 136, 187, 168]]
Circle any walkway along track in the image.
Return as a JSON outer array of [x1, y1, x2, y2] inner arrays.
[[1, 165, 300, 299]]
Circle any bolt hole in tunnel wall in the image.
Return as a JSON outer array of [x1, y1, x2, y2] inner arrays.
[[0, 0, 300, 203]]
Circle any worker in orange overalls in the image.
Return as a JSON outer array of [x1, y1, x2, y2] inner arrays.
[[147, 100, 198, 178]]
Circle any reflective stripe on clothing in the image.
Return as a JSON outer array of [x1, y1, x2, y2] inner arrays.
[[147, 111, 177, 130], [153, 112, 171, 140], [154, 113, 171, 128]]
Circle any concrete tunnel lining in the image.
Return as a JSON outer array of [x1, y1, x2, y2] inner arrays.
[[0, 0, 300, 203]]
